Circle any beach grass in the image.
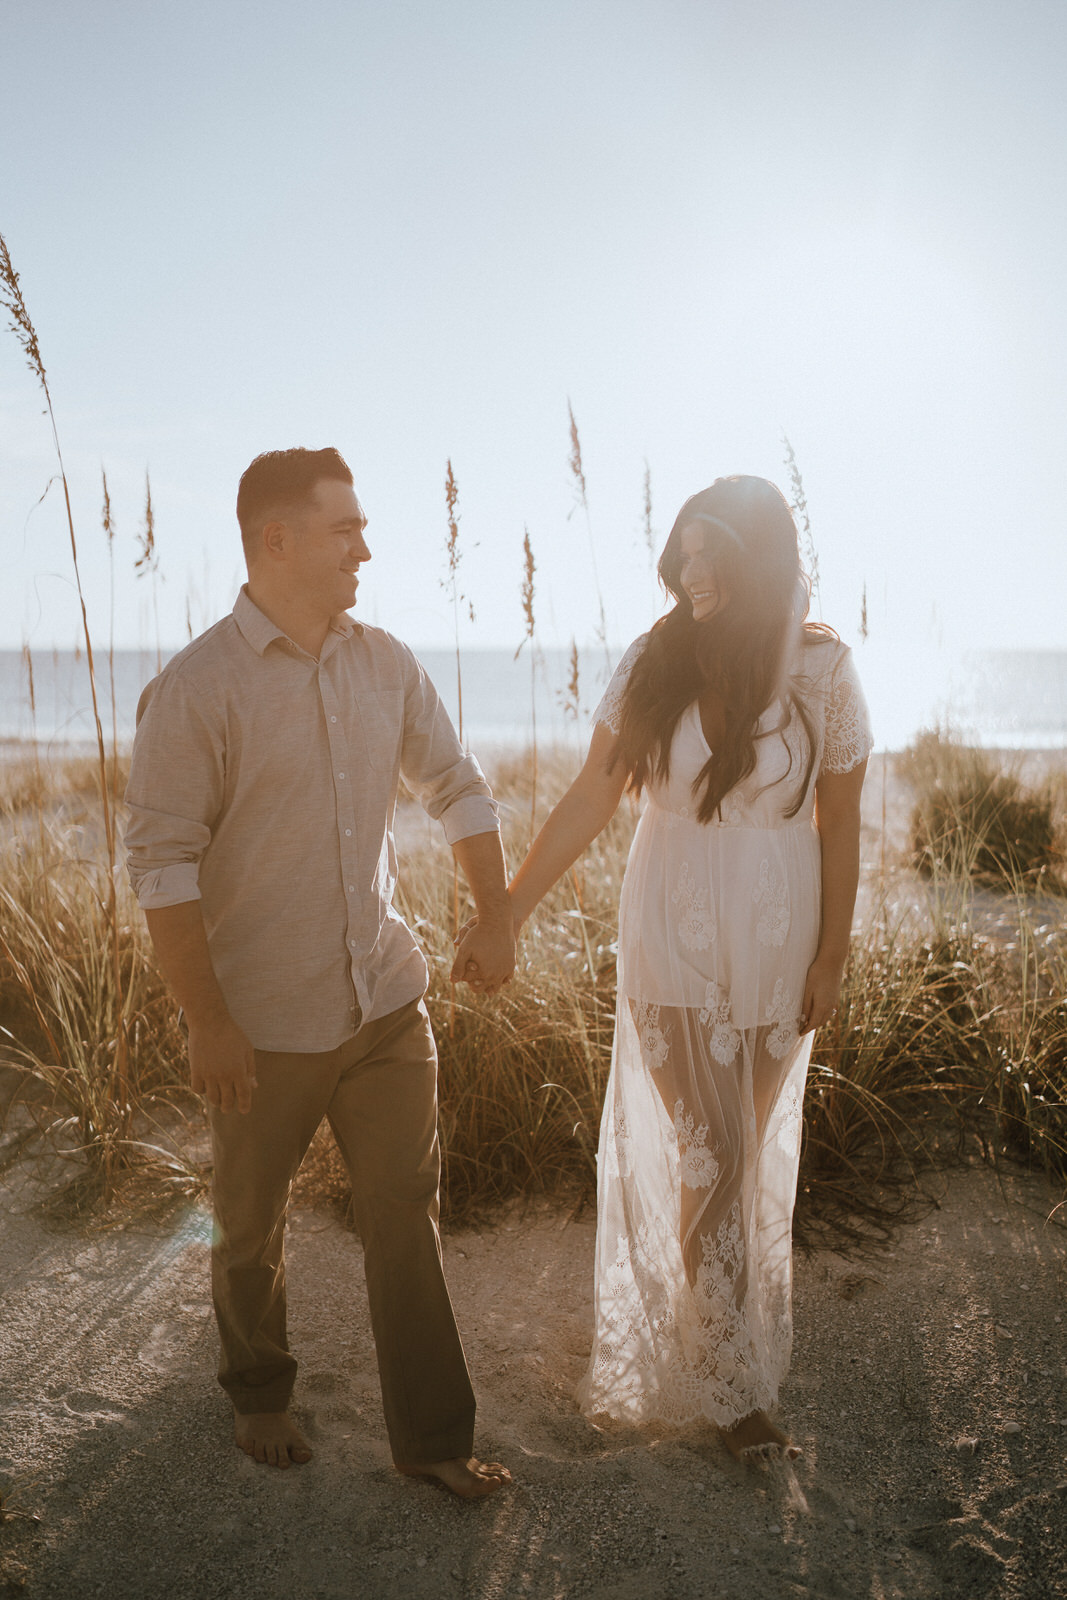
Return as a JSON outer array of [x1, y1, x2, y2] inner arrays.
[[902, 727, 1064, 887], [3, 736, 1064, 1232], [0, 793, 195, 1213]]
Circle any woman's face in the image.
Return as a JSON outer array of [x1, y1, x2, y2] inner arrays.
[[678, 523, 729, 621]]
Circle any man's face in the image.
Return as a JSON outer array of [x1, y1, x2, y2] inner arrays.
[[287, 479, 371, 616]]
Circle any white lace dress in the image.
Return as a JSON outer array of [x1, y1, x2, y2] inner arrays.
[[577, 633, 873, 1426]]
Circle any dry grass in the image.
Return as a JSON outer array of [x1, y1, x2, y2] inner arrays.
[[2, 740, 1066, 1229], [295, 742, 1067, 1234], [901, 728, 1065, 886], [0, 717, 1063, 1245], [0, 233, 135, 1210], [0, 816, 197, 1215]]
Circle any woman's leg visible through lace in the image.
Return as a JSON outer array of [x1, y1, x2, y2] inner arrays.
[[630, 1001, 745, 1296], [724, 1023, 805, 1460], [629, 1000, 802, 1456]]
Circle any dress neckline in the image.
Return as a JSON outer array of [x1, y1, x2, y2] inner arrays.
[[689, 697, 785, 759], [690, 701, 713, 757]]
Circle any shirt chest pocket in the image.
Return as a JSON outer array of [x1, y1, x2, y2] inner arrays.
[[355, 690, 405, 770]]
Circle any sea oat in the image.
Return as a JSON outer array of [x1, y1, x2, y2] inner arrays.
[[642, 459, 655, 566], [516, 527, 538, 838], [441, 460, 472, 1025], [558, 639, 581, 722], [136, 471, 163, 671], [0, 232, 45, 384], [135, 472, 159, 575], [565, 402, 610, 668], [441, 459, 473, 743], [782, 433, 821, 613]]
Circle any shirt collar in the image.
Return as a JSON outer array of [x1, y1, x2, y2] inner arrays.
[[233, 586, 363, 657]]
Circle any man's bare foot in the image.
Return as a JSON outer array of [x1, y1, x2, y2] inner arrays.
[[234, 1409, 313, 1469], [722, 1411, 802, 1463], [396, 1456, 512, 1499]]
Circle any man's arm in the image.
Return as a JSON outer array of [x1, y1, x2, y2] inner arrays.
[[389, 642, 513, 992], [448, 830, 515, 995], [144, 902, 258, 1114], [125, 671, 255, 1109]]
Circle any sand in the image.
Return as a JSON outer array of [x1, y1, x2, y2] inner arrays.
[[0, 1155, 1065, 1600]]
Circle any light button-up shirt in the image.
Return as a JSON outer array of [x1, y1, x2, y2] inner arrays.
[[124, 588, 498, 1052]]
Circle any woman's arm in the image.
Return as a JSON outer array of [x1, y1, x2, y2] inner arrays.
[[507, 723, 630, 929], [453, 722, 629, 978], [801, 759, 867, 1033]]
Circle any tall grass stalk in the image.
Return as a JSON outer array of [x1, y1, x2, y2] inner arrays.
[[642, 459, 655, 567], [441, 459, 473, 1034], [0, 230, 132, 1161], [558, 639, 581, 727], [135, 470, 163, 675], [567, 401, 610, 669], [782, 434, 820, 615], [516, 527, 538, 841], [442, 459, 468, 743], [101, 469, 120, 804], [19, 644, 46, 853]]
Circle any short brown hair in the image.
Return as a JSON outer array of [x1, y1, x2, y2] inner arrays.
[[236, 447, 354, 549]]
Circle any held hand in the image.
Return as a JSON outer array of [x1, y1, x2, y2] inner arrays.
[[453, 889, 526, 950], [450, 914, 516, 995], [188, 1014, 258, 1114], [799, 956, 845, 1036]]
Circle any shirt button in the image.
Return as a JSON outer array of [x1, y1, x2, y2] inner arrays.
[[349, 938, 357, 947], [344, 828, 352, 837], [338, 772, 345, 780], [348, 885, 355, 893], [330, 715, 337, 722]]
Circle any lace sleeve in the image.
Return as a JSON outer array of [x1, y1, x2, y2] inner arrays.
[[820, 646, 874, 774], [591, 635, 648, 736]]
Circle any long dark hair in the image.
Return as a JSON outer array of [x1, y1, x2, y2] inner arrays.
[[618, 475, 832, 822]]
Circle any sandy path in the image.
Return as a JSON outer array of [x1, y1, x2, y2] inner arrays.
[[1, 1160, 1065, 1600]]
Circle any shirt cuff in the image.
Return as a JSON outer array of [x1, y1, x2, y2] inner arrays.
[[128, 861, 203, 909], [438, 795, 501, 847]]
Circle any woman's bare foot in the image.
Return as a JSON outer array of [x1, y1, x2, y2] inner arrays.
[[396, 1456, 513, 1499], [233, 1409, 313, 1469], [722, 1411, 802, 1463]]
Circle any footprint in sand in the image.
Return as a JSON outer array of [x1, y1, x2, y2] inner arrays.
[[138, 1322, 184, 1372], [60, 1391, 127, 1424]]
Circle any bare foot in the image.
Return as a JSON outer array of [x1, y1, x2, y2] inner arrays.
[[396, 1456, 512, 1499], [722, 1411, 802, 1463], [234, 1409, 313, 1469]]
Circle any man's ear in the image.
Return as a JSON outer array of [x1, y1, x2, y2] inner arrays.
[[260, 518, 291, 560]]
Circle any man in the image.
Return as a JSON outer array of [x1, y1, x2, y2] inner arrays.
[[125, 447, 514, 1497]]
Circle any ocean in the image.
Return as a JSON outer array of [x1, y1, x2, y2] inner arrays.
[[1, 642, 1065, 755]]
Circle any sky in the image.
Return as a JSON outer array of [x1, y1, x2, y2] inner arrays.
[[2, 0, 1066, 693]]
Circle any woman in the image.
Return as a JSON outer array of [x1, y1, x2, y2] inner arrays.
[[502, 475, 872, 1460]]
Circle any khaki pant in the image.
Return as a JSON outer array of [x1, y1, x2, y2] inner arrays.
[[208, 998, 476, 1464]]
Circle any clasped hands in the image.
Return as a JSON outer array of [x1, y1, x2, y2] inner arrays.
[[450, 907, 517, 996]]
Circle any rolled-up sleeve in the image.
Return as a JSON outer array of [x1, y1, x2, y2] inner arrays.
[[396, 646, 499, 845], [124, 670, 224, 908]]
